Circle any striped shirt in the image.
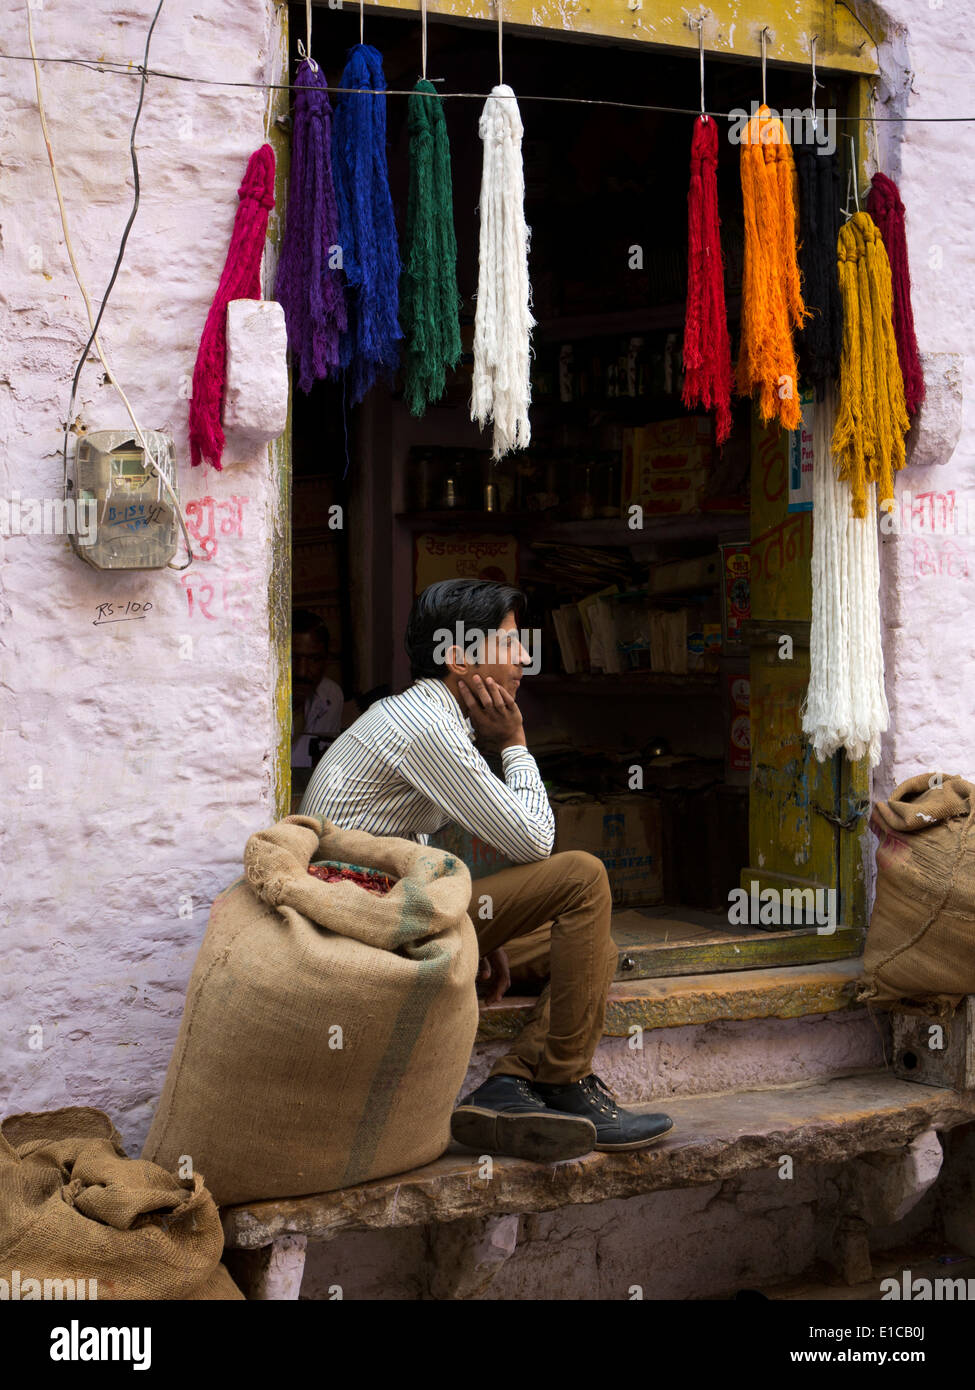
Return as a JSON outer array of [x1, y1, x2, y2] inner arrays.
[[298, 677, 555, 862]]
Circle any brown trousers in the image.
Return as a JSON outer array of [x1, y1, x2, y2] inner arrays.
[[468, 851, 617, 1085]]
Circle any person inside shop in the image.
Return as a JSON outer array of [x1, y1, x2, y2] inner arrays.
[[291, 609, 347, 780], [299, 578, 674, 1163]]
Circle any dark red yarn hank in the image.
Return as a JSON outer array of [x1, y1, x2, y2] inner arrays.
[[866, 171, 926, 417], [189, 144, 276, 469], [682, 115, 733, 445]]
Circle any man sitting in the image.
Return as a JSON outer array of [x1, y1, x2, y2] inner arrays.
[[299, 578, 673, 1162]]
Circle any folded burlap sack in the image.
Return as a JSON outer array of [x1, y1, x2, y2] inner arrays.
[[143, 815, 479, 1206], [861, 773, 975, 1006], [0, 1107, 242, 1299]]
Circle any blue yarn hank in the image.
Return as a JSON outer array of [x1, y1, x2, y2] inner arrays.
[[332, 44, 403, 406]]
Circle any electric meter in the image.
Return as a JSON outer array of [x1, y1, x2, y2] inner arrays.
[[69, 429, 180, 570]]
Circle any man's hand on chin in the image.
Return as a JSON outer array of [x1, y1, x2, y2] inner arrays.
[[477, 947, 511, 1007], [457, 675, 526, 751]]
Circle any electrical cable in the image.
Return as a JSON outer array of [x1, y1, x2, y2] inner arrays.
[[26, 4, 194, 571], [2, 47, 973, 122]]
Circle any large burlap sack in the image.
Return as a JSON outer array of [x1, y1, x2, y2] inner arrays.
[[0, 1106, 243, 1300], [861, 773, 975, 1005], [143, 815, 479, 1206]]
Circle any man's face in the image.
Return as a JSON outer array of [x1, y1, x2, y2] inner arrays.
[[457, 610, 531, 697], [293, 632, 328, 704]]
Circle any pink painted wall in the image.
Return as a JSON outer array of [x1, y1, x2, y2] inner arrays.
[[875, 4, 972, 801], [0, 0, 286, 1149]]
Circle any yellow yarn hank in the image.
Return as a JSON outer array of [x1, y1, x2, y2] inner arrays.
[[736, 104, 808, 431], [832, 211, 910, 518]]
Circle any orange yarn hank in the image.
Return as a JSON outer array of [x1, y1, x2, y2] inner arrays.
[[832, 211, 910, 519], [736, 105, 808, 431]]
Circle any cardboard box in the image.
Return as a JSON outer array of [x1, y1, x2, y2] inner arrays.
[[428, 823, 518, 880], [554, 794, 663, 907]]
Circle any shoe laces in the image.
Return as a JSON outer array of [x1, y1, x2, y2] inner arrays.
[[583, 1073, 619, 1118]]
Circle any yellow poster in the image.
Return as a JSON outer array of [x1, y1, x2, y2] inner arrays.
[[413, 532, 518, 596]]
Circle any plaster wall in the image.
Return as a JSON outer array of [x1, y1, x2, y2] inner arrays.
[[0, 0, 286, 1151], [873, 3, 974, 797]]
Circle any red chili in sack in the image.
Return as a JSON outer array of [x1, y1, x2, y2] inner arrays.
[[307, 864, 395, 895]]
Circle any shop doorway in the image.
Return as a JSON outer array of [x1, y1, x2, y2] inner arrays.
[[285, 3, 867, 974]]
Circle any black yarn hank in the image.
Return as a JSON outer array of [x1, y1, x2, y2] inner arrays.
[[794, 145, 843, 401]]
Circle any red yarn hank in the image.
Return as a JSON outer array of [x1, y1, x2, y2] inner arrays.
[[682, 115, 733, 446], [189, 144, 276, 469], [866, 171, 926, 417]]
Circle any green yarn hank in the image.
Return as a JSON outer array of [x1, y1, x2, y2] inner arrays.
[[400, 79, 462, 416]]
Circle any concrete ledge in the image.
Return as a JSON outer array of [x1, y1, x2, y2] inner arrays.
[[221, 1072, 975, 1250], [476, 959, 872, 1041]]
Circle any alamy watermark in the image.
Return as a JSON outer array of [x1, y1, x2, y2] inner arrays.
[[728, 880, 837, 934], [0, 493, 96, 545], [1, 1269, 98, 1299], [432, 622, 541, 677], [728, 102, 837, 156]]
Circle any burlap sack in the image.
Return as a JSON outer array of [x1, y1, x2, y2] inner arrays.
[[143, 815, 479, 1207], [861, 773, 975, 1005], [0, 1106, 243, 1300]]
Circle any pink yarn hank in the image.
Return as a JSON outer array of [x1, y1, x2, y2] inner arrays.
[[189, 144, 276, 469]]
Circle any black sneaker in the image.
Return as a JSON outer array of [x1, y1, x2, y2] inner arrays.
[[451, 1074, 597, 1163], [533, 1073, 674, 1152]]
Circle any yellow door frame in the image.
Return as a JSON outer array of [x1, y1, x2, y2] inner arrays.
[[266, 0, 883, 849]]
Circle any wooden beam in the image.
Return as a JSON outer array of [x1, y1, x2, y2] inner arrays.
[[313, 0, 881, 77]]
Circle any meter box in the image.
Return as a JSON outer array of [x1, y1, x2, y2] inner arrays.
[[70, 430, 179, 570]]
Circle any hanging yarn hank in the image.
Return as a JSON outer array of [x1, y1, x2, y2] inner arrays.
[[189, 144, 276, 470], [682, 114, 733, 445], [332, 44, 403, 406], [400, 79, 462, 416], [471, 84, 534, 461], [832, 210, 910, 518], [274, 58, 347, 395], [801, 381, 889, 767], [736, 105, 808, 431], [794, 143, 843, 400], [866, 171, 926, 417]]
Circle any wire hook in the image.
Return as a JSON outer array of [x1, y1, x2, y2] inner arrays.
[[421, 0, 428, 79], [810, 34, 820, 130], [496, 0, 503, 86], [760, 25, 770, 106], [300, 0, 318, 72], [696, 18, 707, 119]]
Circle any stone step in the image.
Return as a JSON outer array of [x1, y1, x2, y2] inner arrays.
[[221, 1072, 975, 1252], [468, 959, 887, 1101]]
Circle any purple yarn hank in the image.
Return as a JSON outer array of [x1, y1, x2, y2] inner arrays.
[[274, 58, 347, 394], [332, 44, 403, 406]]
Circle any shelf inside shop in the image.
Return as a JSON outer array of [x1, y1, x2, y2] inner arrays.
[[526, 671, 721, 696], [395, 511, 749, 545], [535, 297, 741, 343]]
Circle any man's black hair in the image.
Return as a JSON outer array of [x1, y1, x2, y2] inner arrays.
[[292, 607, 330, 654], [405, 579, 527, 682]]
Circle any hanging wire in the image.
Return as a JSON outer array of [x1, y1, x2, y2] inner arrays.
[[810, 34, 821, 131], [421, 0, 428, 79], [497, 0, 503, 86], [360, 0, 364, 46], [696, 18, 707, 120], [760, 26, 769, 106], [6, 45, 975, 123]]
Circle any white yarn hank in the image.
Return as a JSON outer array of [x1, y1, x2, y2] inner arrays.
[[471, 84, 535, 460], [802, 382, 889, 768]]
